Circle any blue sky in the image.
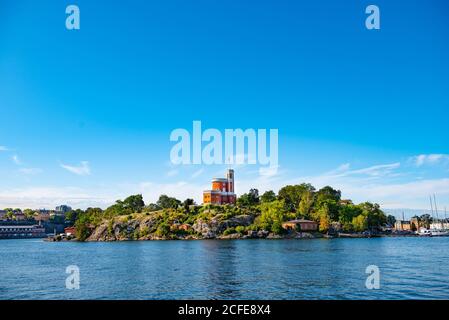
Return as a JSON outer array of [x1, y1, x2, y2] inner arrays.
[[1, 0, 449, 216]]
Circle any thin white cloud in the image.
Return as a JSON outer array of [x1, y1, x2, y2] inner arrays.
[[191, 168, 204, 178], [275, 161, 449, 209], [325, 162, 401, 178], [60, 161, 91, 176], [0, 146, 8, 151], [259, 165, 280, 177], [19, 168, 42, 175], [409, 154, 449, 167], [167, 169, 179, 177], [0, 186, 113, 209], [11, 154, 21, 165], [3, 153, 449, 211]]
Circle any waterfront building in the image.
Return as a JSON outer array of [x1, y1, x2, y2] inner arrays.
[[430, 222, 449, 230], [410, 217, 420, 231], [282, 219, 318, 232], [64, 226, 76, 236], [203, 169, 236, 205], [394, 220, 412, 231], [0, 225, 46, 239]]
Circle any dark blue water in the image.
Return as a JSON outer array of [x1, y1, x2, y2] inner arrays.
[[1, 238, 449, 299]]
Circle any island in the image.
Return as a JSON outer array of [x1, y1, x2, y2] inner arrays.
[[64, 181, 393, 241]]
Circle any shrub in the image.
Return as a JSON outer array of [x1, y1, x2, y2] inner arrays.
[[155, 222, 170, 237], [235, 226, 245, 234], [223, 227, 236, 235]]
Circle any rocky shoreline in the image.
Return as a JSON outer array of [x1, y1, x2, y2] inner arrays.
[[81, 213, 328, 241], [49, 202, 406, 242]]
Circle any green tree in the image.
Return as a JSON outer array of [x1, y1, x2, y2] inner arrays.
[[316, 199, 340, 222], [23, 209, 35, 220], [419, 214, 432, 228], [75, 214, 92, 241], [338, 204, 361, 224], [182, 198, 195, 211], [271, 221, 285, 235], [298, 190, 314, 218], [312, 205, 331, 233], [260, 190, 277, 203], [352, 215, 368, 232], [104, 202, 130, 217], [357, 202, 386, 229], [65, 209, 83, 223], [258, 200, 288, 234], [278, 183, 315, 212], [237, 189, 260, 207], [122, 194, 145, 213], [50, 214, 65, 224], [4, 208, 14, 220], [146, 203, 161, 211], [156, 195, 181, 209], [386, 215, 396, 226], [316, 186, 341, 205]]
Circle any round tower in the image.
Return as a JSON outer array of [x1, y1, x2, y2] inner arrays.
[[227, 169, 234, 193]]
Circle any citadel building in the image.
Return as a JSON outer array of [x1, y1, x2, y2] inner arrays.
[[203, 169, 236, 205]]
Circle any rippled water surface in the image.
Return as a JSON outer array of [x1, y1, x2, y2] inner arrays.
[[1, 237, 449, 299]]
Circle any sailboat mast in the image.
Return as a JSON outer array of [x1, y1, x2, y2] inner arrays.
[[430, 195, 434, 219], [433, 194, 440, 225], [433, 193, 444, 229], [445, 207, 447, 230], [429, 195, 435, 230]]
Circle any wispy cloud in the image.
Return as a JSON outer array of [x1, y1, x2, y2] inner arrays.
[[167, 169, 179, 177], [60, 161, 91, 176], [0, 146, 8, 151], [11, 154, 21, 165], [0, 186, 113, 209], [344, 162, 400, 177], [19, 168, 43, 175], [409, 154, 449, 167], [4, 153, 449, 211], [191, 168, 204, 178], [259, 165, 280, 177], [278, 161, 448, 209], [323, 162, 401, 178]]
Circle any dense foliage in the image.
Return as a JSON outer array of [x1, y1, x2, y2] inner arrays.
[[66, 184, 390, 240]]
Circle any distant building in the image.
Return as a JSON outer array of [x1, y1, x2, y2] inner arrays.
[[410, 217, 420, 231], [64, 226, 76, 236], [0, 210, 6, 221], [35, 212, 50, 222], [14, 212, 26, 221], [55, 205, 72, 214], [430, 222, 449, 229], [282, 219, 318, 232], [0, 225, 46, 239], [203, 169, 236, 205], [394, 220, 411, 231]]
